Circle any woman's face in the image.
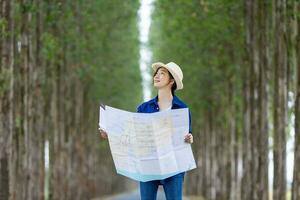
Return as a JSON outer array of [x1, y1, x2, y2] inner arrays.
[[153, 67, 174, 90]]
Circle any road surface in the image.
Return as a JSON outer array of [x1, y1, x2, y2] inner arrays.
[[96, 187, 191, 200]]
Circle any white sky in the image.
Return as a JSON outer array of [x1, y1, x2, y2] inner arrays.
[[138, 0, 155, 101]]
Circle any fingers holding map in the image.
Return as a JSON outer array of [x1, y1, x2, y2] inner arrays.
[[99, 105, 197, 182]]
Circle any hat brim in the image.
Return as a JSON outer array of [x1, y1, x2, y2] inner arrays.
[[151, 62, 183, 90]]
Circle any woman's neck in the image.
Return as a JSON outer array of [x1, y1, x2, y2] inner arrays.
[[158, 88, 173, 103]]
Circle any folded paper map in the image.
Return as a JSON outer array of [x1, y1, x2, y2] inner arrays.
[[99, 105, 196, 182]]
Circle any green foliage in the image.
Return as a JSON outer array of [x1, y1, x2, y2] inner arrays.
[[20, 2, 36, 14], [85, 0, 142, 110], [0, 18, 8, 37], [38, 0, 142, 111], [150, 0, 244, 131], [41, 32, 61, 61]]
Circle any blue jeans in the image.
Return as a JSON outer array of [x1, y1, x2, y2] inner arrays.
[[139, 172, 185, 200]]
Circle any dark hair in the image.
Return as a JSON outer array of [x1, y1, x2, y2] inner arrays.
[[171, 78, 177, 96], [153, 67, 177, 96]]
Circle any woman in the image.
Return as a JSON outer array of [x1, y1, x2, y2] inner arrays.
[[99, 61, 193, 200]]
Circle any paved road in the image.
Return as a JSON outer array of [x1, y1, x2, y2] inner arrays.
[[101, 188, 165, 200], [98, 188, 190, 200]]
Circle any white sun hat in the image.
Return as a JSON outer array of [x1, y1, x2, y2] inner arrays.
[[151, 61, 184, 90]]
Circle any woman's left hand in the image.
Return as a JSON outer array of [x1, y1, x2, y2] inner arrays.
[[184, 133, 193, 144]]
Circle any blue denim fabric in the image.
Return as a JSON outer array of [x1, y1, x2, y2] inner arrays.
[[136, 95, 192, 133], [139, 172, 185, 200]]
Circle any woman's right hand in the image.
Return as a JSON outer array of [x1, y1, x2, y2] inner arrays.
[[99, 128, 108, 139]]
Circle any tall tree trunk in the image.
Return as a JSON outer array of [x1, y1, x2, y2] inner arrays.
[[248, 0, 260, 199], [32, 0, 45, 198], [17, 0, 44, 199], [228, 78, 238, 200], [242, 2, 254, 199], [241, 60, 251, 200], [209, 109, 217, 200], [292, 2, 300, 200], [243, 1, 270, 199], [273, 0, 287, 199], [0, 0, 14, 199], [257, 0, 269, 199], [201, 112, 208, 199], [19, 0, 30, 198]]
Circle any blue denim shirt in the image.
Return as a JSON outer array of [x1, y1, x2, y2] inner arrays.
[[136, 95, 192, 133]]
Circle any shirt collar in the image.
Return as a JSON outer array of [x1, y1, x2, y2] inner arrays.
[[149, 95, 182, 107]]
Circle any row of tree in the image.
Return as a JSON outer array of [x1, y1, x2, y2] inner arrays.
[[1, 0, 300, 199], [0, 0, 142, 199], [150, 0, 299, 200]]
